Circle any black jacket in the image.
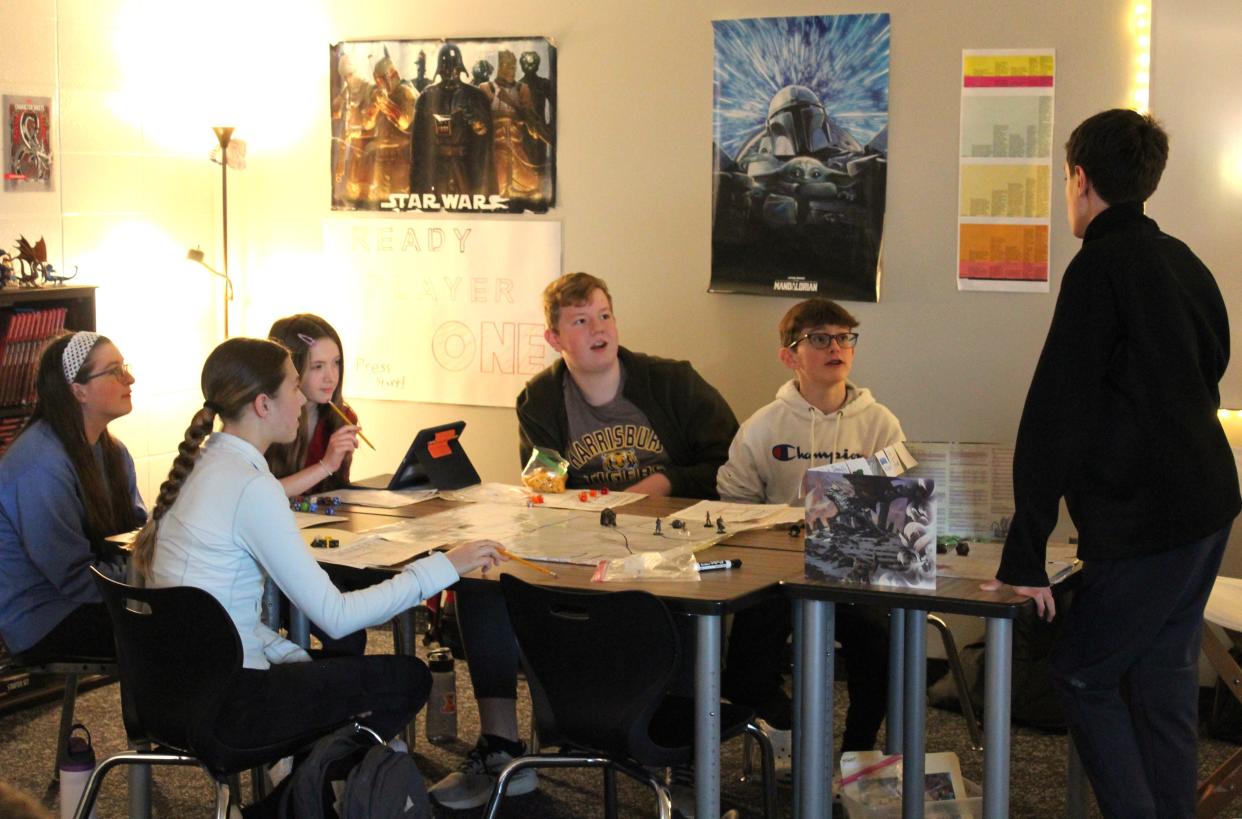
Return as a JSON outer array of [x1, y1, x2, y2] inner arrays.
[[998, 203, 1240, 586], [515, 347, 738, 500]]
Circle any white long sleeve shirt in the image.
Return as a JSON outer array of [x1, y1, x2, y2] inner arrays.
[[149, 432, 458, 669]]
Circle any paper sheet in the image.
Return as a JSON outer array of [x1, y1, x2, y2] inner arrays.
[[301, 527, 433, 569], [935, 540, 1078, 583], [667, 500, 804, 532], [327, 487, 438, 508], [350, 505, 722, 566], [441, 481, 646, 510], [294, 511, 349, 528]]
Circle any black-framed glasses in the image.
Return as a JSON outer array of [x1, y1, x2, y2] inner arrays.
[[787, 332, 859, 350], [82, 363, 133, 383]]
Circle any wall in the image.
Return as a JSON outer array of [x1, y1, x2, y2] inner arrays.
[[0, 0, 1174, 527]]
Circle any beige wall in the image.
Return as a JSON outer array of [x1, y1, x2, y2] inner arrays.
[[6, 0, 1232, 573]]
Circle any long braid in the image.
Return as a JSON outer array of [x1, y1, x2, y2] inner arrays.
[[131, 407, 215, 580], [134, 337, 291, 583]]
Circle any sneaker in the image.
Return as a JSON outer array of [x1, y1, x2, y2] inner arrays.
[[669, 764, 695, 819], [428, 735, 537, 810], [756, 718, 792, 783]]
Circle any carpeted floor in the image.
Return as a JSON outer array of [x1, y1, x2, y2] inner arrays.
[[1, 626, 1238, 818]]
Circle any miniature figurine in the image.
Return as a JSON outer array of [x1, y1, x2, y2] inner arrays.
[[600, 508, 617, 527], [600, 487, 610, 495], [704, 511, 713, 527], [579, 491, 589, 502], [654, 518, 663, 535], [716, 516, 726, 534], [955, 541, 970, 556], [671, 519, 686, 530]]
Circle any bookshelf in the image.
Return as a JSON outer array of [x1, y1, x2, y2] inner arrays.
[[0, 285, 96, 454]]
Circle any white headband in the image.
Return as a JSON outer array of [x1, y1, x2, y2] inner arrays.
[[62, 331, 100, 383]]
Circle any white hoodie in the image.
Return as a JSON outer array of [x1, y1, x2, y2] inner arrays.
[[716, 379, 904, 505]]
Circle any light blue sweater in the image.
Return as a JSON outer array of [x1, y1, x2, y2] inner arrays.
[[149, 432, 459, 669], [0, 420, 145, 653]]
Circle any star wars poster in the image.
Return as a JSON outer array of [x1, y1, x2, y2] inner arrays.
[[711, 15, 889, 302], [4, 96, 53, 192], [330, 38, 555, 214]]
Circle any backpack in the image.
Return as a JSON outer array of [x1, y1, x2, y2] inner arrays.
[[278, 724, 431, 819]]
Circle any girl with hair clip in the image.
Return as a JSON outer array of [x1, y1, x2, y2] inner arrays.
[[265, 313, 360, 497], [131, 337, 504, 749], [0, 332, 145, 662]]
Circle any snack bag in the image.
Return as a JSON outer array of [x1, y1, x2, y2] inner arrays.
[[522, 447, 569, 494]]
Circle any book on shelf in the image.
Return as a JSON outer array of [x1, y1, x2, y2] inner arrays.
[[0, 306, 66, 407]]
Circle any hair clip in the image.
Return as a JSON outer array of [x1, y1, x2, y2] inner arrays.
[[296, 332, 316, 347]]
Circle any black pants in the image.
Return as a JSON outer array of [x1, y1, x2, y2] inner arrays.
[[14, 602, 116, 664], [725, 597, 889, 751], [1053, 524, 1230, 819], [214, 653, 430, 748]]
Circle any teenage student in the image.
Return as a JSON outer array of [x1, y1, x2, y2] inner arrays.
[[133, 337, 505, 749], [0, 332, 145, 662], [717, 298, 903, 762], [429, 272, 739, 810], [266, 314, 367, 654], [266, 313, 360, 497], [984, 110, 1239, 819]]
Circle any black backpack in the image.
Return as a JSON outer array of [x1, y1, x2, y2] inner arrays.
[[278, 724, 431, 819]]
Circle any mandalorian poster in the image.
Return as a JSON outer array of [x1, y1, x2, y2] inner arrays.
[[330, 37, 555, 214], [711, 15, 889, 302]]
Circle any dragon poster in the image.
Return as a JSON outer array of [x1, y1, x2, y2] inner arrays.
[[330, 37, 555, 215], [4, 96, 53, 192], [711, 15, 890, 302]]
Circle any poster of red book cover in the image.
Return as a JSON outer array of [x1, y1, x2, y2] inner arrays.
[[4, 96, 53, 192]]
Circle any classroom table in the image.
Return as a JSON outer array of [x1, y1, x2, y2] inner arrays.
[[327, 495, 805, 819], [781, 573, 1031, 819]]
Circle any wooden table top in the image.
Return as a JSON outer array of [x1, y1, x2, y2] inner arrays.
[[331, 491, 1037, 618]]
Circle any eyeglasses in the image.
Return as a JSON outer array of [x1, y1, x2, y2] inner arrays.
[[787, 332, 859, 350], [82, 363, 133, 383]]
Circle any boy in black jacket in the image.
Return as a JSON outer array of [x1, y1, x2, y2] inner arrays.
[[986, 109, 1239, 818]]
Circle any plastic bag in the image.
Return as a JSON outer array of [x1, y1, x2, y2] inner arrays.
[[522, 447, 569, 494], [592, 545, 700, 582]]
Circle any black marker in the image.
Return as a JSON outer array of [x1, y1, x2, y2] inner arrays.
[[696, 559, 742, 572]]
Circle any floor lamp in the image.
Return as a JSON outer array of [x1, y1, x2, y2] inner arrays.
[[187, 126, 236, 338]]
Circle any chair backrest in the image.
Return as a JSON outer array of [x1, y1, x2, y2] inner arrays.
[[89, 567, 242, 757], [498, 574, 681, 762]]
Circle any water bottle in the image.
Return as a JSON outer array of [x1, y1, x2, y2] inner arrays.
[[59, 723, 96, 819], [425, 648, 457, 744]]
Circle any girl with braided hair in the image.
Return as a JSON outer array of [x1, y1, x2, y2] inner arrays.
[[265, 313, 360, 497], [0, 332, 145, 662], [132, 337, 504, 746]]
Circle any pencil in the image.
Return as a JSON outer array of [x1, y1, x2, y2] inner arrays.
[[497, 547, 559, 578], [326, 400, 376, 450]]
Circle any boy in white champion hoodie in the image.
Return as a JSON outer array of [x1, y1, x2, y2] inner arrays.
[[717, 300, 903, 504], [718, 298, 902, 757]]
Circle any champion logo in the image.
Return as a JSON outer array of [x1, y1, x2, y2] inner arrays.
[[771, 444, 851, 462]]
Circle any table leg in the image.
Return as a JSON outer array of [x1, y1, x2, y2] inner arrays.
[[983, 617, 1012, 819], [902, 609, 926, 819], [887, 608, 905, 755], [790, 599, 802, 819], [1066, 736, 1087, 819], [261, 578, 281, 630], [695, 613, 722, 819], [796, 599, 834, 819], [128, 760, 151, 818], [394, 609, 417, 750]]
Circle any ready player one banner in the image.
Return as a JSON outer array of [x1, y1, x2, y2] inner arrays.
[[710, 14, 890, 302], [957, 50, 1055, 292], [321, 218, 560, 408]]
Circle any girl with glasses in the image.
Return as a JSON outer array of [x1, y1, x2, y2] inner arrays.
[[0, 331, 145, 662]]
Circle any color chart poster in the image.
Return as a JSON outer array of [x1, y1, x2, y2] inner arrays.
[[956, 50, 1054, 292], [321, 218, 560, 407]]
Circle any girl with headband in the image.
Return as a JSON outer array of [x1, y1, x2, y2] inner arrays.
[[0, 331, 145, 662], [265, 314, 360, 497], [130, 338, 504, 752]]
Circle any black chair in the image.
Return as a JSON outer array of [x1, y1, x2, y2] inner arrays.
[[486, 574, 776, 819], [72, 567, 344, 819], [0, 636, 115, 794]]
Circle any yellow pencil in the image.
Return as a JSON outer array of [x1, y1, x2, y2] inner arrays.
[[327, 400, 375, 450], [497, 547, 559, 578]]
